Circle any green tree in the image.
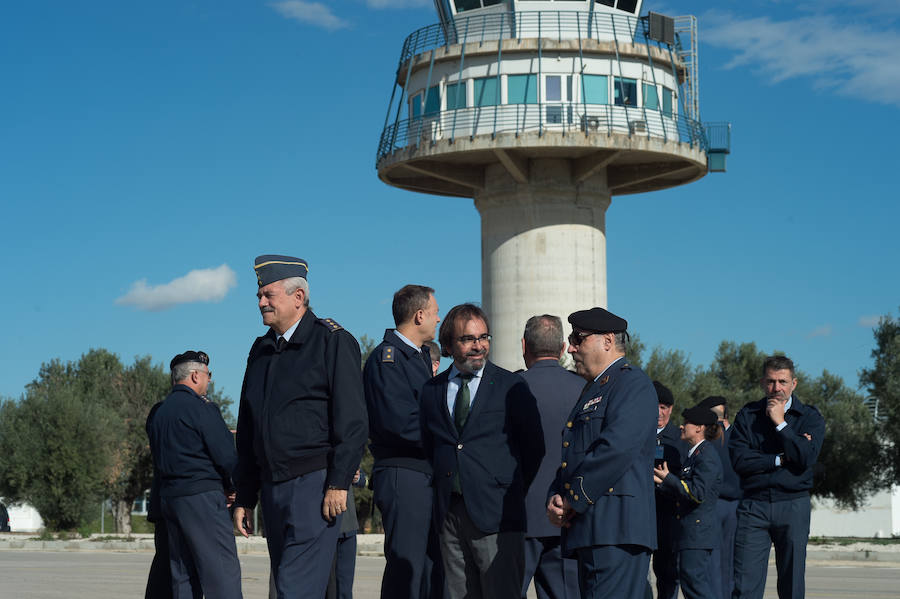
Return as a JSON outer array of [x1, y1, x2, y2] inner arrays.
[[0, 358, 114, 530], [860, 308, 900, 486], [355, 334, 378, 532]]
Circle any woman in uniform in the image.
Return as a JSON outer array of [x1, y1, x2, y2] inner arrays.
[[653, 405, 723, 599]]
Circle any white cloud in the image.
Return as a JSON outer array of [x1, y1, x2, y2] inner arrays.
[[858, 315, 882, 327], [116, 264, 237, 312], [364, 0, 431, 7], [807, 324, 833, 338], [270, 1, 349, 31], [703, 11, 900, 107]]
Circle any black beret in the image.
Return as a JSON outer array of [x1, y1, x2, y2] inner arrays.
[[567, 307, 628, 333], [254, 255, 309, 287], [170, 350, 209, 371], [653, 381, 674, 406], [698, 395, 727, 410], [682, 405, 717, 426]]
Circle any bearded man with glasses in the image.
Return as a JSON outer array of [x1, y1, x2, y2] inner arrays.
[[547, 308, 658, 599], [420, 303, 545, 599]]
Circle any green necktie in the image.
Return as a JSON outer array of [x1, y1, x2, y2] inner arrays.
[[453, 372, 475, 434]]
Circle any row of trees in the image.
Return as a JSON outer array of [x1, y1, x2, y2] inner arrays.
[[0, 308, 897, 531], [0, 350, 231, 533]]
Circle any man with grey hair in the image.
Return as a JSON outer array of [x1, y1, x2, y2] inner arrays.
[[233, 255, 368, 599], [148, 350, 241, 599], [520, 315, 583, 599]]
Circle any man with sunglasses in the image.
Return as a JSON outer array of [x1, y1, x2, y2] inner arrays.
[[547, 308, 658, 599], [420, 303, 545, 599], [148, 350, 241, 599]]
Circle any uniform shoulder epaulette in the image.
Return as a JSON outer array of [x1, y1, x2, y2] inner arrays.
[[317, 317, 343, 332], [382, 346, 395, 363]]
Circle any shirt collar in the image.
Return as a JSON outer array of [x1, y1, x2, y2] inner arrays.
[[688, 440, 703, 457], [393, 329, 420, 351], [449, 363, 485, 381], [594, 356, 624, 382], [278, 316, 302, 343]]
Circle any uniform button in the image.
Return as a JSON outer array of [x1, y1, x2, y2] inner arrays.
[[696, 519, 701, 523], [457, 444, 463, 450], [583, 416, 589, 421], [608, 488, 613, 493], [561, 461, 567, 468], [574, 495, 579, 501], [676, 515, 680, 520], [446, 472, 452, 477], [569, 489, 574, 495], [562, 441, 569, 447], [566, 421, 573, 428], [564, 483, 571, 490], [675, 502, 680, 507]]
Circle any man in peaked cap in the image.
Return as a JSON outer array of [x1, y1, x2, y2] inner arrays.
[[232, 255, 368, 599], [148, 351, 241, 599], [547, 307, 658, 599]]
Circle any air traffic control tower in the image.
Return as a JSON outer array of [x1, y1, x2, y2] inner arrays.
[[376, 0, 731, 370]]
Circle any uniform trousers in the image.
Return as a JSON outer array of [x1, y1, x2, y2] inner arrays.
[[326, 533, 357, 599], [440, 494, 525, 599], [260, 469, 342, 599], [161, 490, 242, 599], [652, 525, 679, 599], [732, 495, 810, 599], [374, 466, 441, 599], [679, 548, 716, 599], [145, 520, 182, 599], [575, 544, 650, 599], [713, 498, 738, 599], [522, 536, 580, 599]]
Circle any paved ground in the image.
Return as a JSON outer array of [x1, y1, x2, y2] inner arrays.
[[1, 551, 900, 598]]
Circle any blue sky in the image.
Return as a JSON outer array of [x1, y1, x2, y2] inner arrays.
[[2, 0, 898, 415]]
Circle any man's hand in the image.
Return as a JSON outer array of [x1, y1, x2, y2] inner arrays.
[[233, 507, 253, 538], [653, 461, 670, 485], [225, 491, 236, 509], [323, 488, 348, 521], [546, 494, 575, 528], [766, 398, 786, 426]]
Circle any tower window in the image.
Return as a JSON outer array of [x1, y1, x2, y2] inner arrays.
[[474, 77, 500, 107], [614, 77, 637, 107]]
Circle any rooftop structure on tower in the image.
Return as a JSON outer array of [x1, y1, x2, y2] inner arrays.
[[376, 0, 731, 370]]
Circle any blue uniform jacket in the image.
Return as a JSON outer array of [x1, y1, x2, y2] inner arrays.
[[234, 310, 368, 509], [728, 395, 825, 501], [658, 440, 722, 550], [364, 329, 434, 473], [420, 361, 545, 534], [148, 385, 237, 498], [552, 359, 658, 555], [520, 360, 585, 538], [710, 425, 741, 500]]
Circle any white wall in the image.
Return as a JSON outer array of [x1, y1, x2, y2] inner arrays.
[[810, 487, 900, 538]]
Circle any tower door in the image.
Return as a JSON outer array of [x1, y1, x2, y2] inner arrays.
[[544, 75, 573, 126]]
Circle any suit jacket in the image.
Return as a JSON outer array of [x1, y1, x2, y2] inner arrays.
[[552, 359, 658, 555], [420, 361, 544, 535], [520, 360, 585, 538], [658, 440, 722, 550]]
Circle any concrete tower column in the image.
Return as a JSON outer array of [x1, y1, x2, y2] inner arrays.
[[475, 158, 611, 372]]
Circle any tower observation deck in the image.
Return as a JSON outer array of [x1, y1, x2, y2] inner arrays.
[[376, 0, 731, 370]]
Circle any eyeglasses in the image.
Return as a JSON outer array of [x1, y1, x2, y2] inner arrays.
[[456, 334, 492, 345], [567, 330, 598, 347], [192, 369, 212, 380]]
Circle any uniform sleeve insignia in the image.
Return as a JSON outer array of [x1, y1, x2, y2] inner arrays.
[[582, 396, 603, 410], [598, 375, 610, 386], [382, 346, 394, 363], [317, 318, 343, 332]]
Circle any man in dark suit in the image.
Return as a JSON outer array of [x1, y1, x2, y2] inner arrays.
[[697, 395, 741, 599], [547, 308, 657, 599], [421, 303, 545, 599], [652, 381, 685, 599], [519, 314, 583, 599]]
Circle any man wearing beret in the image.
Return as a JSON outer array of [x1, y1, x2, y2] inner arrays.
[[652, 381, 685, 599], [729, 356, 825, 599], [547, 308, 657, 599], [148, 351, 241, 599], [232, 255, 368, 598]]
